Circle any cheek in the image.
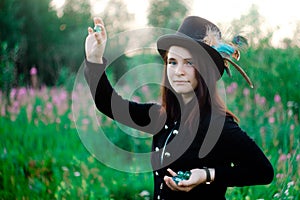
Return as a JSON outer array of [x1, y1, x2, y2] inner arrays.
[[166, 67, 173, 81]]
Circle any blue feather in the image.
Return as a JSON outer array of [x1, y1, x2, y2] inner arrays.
[[213, 43, 235, 57], [232, 35, 248, 48]]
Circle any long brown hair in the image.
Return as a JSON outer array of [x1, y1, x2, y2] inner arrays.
[[160, 49, 239, 127]]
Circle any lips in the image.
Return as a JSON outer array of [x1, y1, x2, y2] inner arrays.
[[173, 80, 190, 83]]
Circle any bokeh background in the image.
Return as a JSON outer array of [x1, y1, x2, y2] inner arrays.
[[1, 0, 299, 199]]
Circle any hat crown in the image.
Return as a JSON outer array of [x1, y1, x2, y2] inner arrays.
[[176, 16, 221, 42]]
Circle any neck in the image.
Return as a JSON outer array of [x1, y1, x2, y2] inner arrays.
[[181, 92, 195, 105]]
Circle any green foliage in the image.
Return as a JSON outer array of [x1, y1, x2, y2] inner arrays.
[[0, 0, 23, 49], [229, 4, 264, 46], [1, 2, 300, 199], [221, 45, 300, 107], [0, 42, 16, 102], [0, 86, 154, 199], [0, 0, 92, 87], [14, 0, 60, 85], [101, 0, 134, 34], [56, 67, 75, 92], [148, 0, 188, 29], [253, 47, 300, 103], [100, 0, 135, 85], [57, 0, 91, 72]]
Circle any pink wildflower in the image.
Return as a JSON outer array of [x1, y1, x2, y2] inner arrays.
[[56, 118, 61, 124], [260, 96, 266, 105], [132, 96, 141, 102], [268, 117, 275, 124], [243, 88, 250, 96], [276, 173, 284, 179], [46, 102, 53, 110], [11, 101, 20, 114], [274, 94, 281, 103], [30, 66, 37, 75], [268, 107, 276, 116], [59, 90, 68, 101], [82, 118, 90, 125], [231, 82, 238, 89], [142, 85, 149, 93], [10, 88, 17, 99], [36, 106, 42, 113], [279, 154, 287, 162], [17, 87, 27, 99]]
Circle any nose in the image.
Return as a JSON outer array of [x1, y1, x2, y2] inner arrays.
[[175, 63, 185, 75]]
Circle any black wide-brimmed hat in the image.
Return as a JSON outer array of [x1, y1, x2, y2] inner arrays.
[[157, 16, 253, 88]]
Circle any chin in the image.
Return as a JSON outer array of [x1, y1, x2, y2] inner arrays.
[[174, 89, 193, 95]]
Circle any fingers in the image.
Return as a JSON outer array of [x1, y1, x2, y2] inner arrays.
[[94, 23, 106, 38], [94, 32, 102, 44], [92, 17, 107, 39], [164, 169, 177, 190], [164, 176, 192, 192], [85, 17, 106, 63], [94, 17, 104, 26], [164, 176, 177, 191], [86, 17, 106, 44], [86, 27, 101, 44], [88, 27, 94, 34], [87, 17, 106, 33], [167, 168, 177, 176], [177, 179, 191, 187]]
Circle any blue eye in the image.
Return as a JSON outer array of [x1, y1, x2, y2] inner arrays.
[[186, 61, 194, 66], [168, 61, 177, 66]]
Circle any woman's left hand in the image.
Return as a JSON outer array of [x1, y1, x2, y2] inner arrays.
[[164, 168, 206, 192]]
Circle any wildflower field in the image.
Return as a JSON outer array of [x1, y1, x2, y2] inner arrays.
[[1, 49, 300, 200]]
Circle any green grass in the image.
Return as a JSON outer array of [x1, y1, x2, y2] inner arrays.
[[1, 47, 300, 199], [1, 85, 299, 200], [0, 111, 153, 200]]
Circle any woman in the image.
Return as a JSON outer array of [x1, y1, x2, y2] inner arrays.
[[84, 16, 274, 200]]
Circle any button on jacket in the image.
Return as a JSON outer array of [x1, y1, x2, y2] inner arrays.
[[84, 60, 274, 200]]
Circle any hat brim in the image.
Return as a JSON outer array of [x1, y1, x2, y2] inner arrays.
[[157, 33, 225, 78]]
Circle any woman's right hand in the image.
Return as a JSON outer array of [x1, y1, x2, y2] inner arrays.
[[164, 168, 208, 192], [85, 17, 107, 64]]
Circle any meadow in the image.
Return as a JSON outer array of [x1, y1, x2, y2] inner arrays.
[[1, 51, 300, 200]]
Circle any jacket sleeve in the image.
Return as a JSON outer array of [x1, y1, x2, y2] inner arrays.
[[83, 59, 164, 134], [213, 118, 274, 186]]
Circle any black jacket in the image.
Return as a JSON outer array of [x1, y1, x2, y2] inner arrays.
[[84, 60, 274, 200]]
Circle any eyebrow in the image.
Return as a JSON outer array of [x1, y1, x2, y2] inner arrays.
[[167, 57, 193, 61], [167, 58, 176, 61]]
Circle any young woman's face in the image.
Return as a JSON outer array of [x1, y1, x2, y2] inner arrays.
[[167, 46, 198, 103]]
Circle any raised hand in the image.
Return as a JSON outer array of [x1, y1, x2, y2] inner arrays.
[[85, 17, 107, 64]]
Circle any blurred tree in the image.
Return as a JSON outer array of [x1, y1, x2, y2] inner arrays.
[[3, 0, 92, 86], [101, 0, 134, 34], [230, 5, 268, 47], [100, 0, 134, 84], [147, 0, 188, 30], [57, 0, 91, 72], [0, 43, 17, 104], [14, 0, 62, 85], [0, 0, 22, 99], [0, 0, 22, 49]]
